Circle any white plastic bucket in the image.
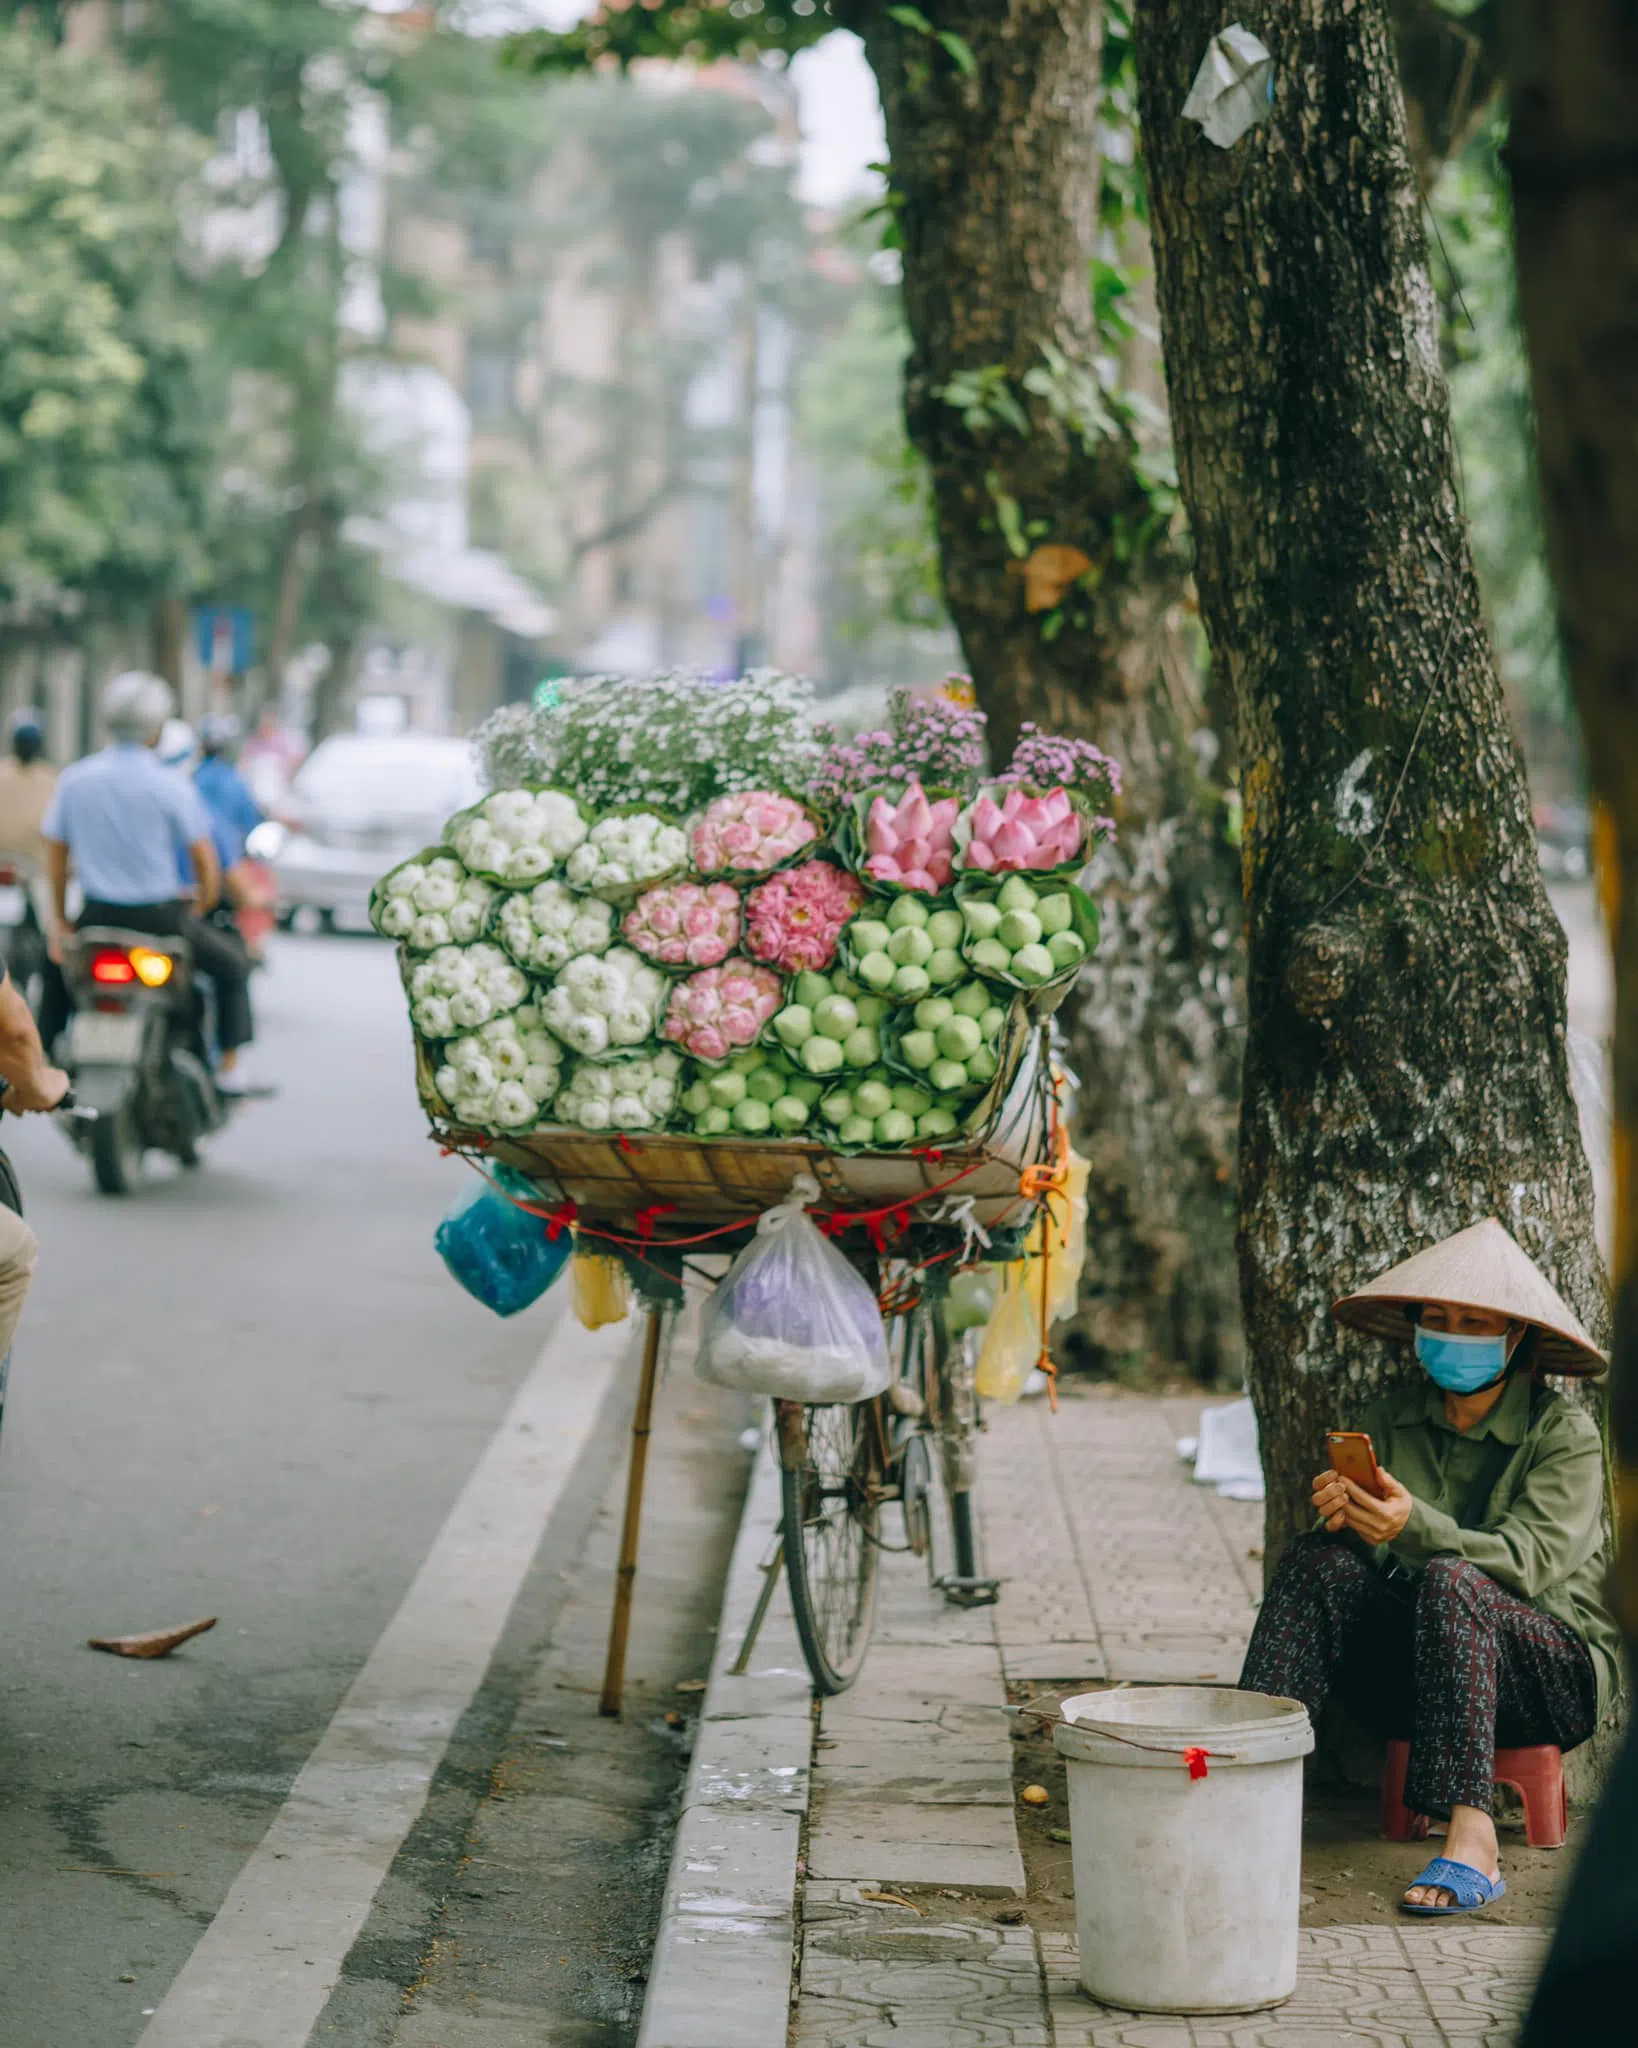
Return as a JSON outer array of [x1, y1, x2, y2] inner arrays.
[[1054, 1686, 1313, 2014]]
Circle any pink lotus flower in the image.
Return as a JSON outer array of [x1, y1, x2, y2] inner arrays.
[[661, 958, 783, 1062], [854, 781, 959, 894], [624, 880, 741, 968], [957, 783, 1086, 874], [743, 859, 866, 974], [692, 790, 818, 876]]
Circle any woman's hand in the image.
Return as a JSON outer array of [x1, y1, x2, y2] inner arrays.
[[1311, 1467, 1415, 1544]]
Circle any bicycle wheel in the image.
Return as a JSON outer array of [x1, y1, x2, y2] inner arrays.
[[779, 1399, 883, 1694]]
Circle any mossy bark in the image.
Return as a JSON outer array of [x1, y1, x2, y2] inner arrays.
[[845, 0, 1246, 1380], [1133, 0, 1604, 1558]]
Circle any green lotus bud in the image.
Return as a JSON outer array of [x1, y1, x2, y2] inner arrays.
[[885, 893, 931, 931], [900, 1029, 938, 1071], [914, 996, 955, 1032], [770, 1094, 810, 1132], [996, 874, 1039, 913], [773, 1004, 814, 1050], [732, 1096, 773, 1134], [926, 947, 964, 985], [969, 937, 1011, 976], [917, 1106, 960, 1139], [1047, 930, 1086, 970], [998, 909, 1043, 951], [1011, 942, 1055, 985], [1037, 892, 1074, 936], [819, 1088, 854, 1125], [698, 1105, 733, 1136], [814, 994, 859, 1039], [857, 950, 897, 992], [838, 1115, 876, 1147], [747, 1066, 785, 1104], [853, 1079, 893, 1120], [785, 1074, 824, 1107], [892, 1083, 933, 1117], [937, 1015, 982, 1061], [891, 964, 931, 1002], [875, 1110, 916, 1146], [967, 1044, 999, 1084], [681, 1081, 712, 1116], [887, 924, 934, 968], [929, 1058, 969, 1094], [951, 982, 989, 1019], [800, 1035, 845, 1075], [843, 1026, 882, 1068], [854, 993, 890, 1026], [792, 971, 831, 1009], [729, 1046, 768, 1073], [962, 899, 1003, 940], [980, 1004, 1007, 1038], [925, 907, 964, 948], [709, 1070, 748, 1107], [850, 920, 892, 956]]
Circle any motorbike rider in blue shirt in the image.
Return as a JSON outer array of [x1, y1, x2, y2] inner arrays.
[[36, 673, 258, 1086], [194, 714, 263, 870]]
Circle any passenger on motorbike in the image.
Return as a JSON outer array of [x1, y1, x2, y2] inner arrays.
[[0, 964, 70, 1360], [36, 673, 260, 1087], [0, 709, 58, 951]]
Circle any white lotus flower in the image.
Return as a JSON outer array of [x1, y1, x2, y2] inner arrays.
[[523, 1061, 558, 1099], [411, 913, 453, 951], [491, 1081, 537, 1129], [610, 1092, 646, 1124], [566, 1012, 610, 1056], [378, 897, 416, 938], [414, 872, 459, 914], [609, 1003, 652, 1046], [434, 1063, 461, 1099], [450, 988, 493, 1030], [429, 948, 478, 995], [388, 863, 427, 900], [552, 1050, 679, 1131], [576, 1099, 612, 1130], [505, 844, 553, 883], [415, 994, 454, 1038], [449, 1037, 492, 1075], [447, 900, 487, 943], [427, 856, 464, 885]]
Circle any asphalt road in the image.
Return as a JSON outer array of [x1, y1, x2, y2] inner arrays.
[[0, 936, 621, 2045]]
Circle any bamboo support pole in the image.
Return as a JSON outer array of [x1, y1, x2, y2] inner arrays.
[[600, 1304, 665, 1718]]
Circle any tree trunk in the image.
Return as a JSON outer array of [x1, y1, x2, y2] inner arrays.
[[850, 0, 1248, 1381], [1132, 0, 1604, 1561], [1498, 17, 1638, 2029]]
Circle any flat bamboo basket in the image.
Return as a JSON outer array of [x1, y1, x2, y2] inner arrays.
[[424, 1014, 1052, 1234]]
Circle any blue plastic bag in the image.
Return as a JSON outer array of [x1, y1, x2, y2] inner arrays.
[[435, 1167, 571, 1317]]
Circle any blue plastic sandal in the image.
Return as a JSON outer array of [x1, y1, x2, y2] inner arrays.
[[1400, 1856, 1506, 1917]]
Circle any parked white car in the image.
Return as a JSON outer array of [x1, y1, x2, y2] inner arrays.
[[268, 733, 484, 934]]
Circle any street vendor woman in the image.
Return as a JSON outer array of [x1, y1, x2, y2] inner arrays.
[[1239, 1218, 1619, 1919]]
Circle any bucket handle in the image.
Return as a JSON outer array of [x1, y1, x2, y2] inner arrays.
[[999, 1703, 1240, 1776]]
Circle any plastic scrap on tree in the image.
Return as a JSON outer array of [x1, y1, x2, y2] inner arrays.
[[1182, 24, 1274, 149]]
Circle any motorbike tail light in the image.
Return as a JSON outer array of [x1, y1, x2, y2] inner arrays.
[[89, 948, 137, 986], [130, 947, 174, 988]]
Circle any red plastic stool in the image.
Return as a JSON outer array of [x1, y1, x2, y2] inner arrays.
[[1380, 1738, 1568, 1848]]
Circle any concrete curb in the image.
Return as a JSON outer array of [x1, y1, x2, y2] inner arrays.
[[636, 1429, 812, 2048]]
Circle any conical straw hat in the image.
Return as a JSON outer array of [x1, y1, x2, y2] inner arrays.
[[1330, 1218, 1606, 1376]]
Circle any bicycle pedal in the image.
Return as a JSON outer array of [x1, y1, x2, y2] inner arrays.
[[936, 1574, 1001, 1608]]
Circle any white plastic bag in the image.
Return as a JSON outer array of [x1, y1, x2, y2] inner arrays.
[[696, 1175, 891, 1404]]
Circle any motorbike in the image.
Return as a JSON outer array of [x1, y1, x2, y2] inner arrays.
[[0, 854, 49, 1010], [57, 926, 233, 1194]]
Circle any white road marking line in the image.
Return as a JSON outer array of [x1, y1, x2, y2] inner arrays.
[[138, 1306, 632, 2048]]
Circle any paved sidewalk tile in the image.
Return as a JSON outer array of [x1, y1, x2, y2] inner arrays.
[[983, 1388, 1261, 1687], [805, 1551, 1025, 1897]]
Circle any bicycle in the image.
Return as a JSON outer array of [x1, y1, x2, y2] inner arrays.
[[773, 1282, 997, 1695]]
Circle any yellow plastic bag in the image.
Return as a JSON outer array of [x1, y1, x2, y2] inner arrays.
[[974, 1149, 1090, 1403], [572, 1250, 631, 1331]]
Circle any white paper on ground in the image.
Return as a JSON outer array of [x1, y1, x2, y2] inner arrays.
[[1182, 24, 1275, 149], [1193, 1395, 1265, 1501]]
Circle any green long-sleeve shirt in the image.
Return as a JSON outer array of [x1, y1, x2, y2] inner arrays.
[[1357, 1370, 1622, 1721]]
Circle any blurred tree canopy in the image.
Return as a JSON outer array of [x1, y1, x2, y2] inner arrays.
[[0, 23, 215, 634]]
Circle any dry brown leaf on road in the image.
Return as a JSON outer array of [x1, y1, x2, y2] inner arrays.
[[87, 1617, 218, 1660]]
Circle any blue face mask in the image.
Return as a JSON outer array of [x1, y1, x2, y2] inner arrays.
[[1414, 1326, 1510, 1393]]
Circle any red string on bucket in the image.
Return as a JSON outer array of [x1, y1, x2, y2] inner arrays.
[[1183, 1746, 1210, 1781]]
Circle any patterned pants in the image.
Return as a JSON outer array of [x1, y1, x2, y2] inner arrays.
[[1239, 1533, 1597, 1817]]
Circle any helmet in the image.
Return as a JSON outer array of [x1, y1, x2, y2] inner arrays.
[[7, 706, 44, 764], [103, 670, 176, 745], [200, 711, 243, 756], [157, 718, 198, 772]]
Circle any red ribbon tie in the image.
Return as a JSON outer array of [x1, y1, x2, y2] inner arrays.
[[1183, 1746, 1209, 1781], [544, 1199, 579, 1242], [634, 1202, 677, 1242]]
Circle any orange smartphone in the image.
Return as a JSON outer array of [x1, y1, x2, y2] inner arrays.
[[1327, 1431, 1386, 1499]]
